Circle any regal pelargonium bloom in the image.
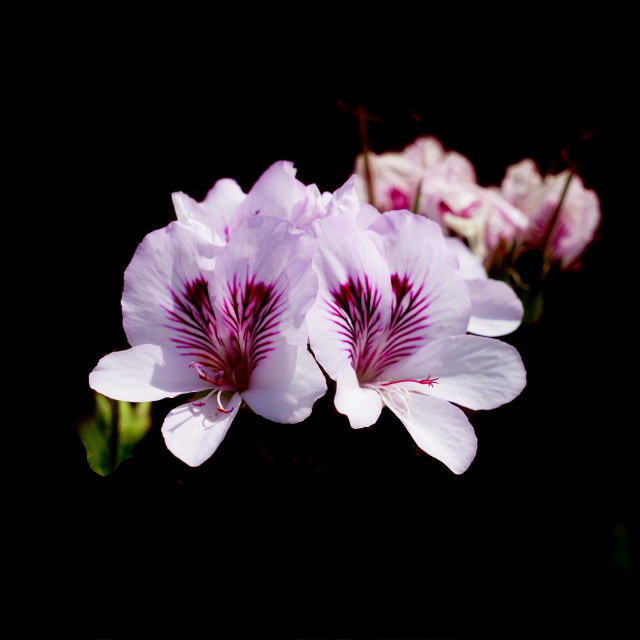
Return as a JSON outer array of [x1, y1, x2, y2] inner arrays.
[[307, 209, 526, 474], [89, 215, 327, 466]]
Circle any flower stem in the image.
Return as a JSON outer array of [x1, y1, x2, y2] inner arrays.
[[109, 397, 119, 472], [541, 169, 574, 278]]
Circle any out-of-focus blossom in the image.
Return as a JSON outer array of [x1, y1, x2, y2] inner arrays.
[[354, 135, 475, 213], [501, 159, 601, 270], [354, 136, 529, 265], [89, 215, 327, 467], [307, 209, 526, 474]]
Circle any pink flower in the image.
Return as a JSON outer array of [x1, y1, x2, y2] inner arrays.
[[501, 159, 601, 270], [354, 135, 475, 213], [354, 135, 529, 265], [307, 209, 526, 474], [89, 215, 327, 466]]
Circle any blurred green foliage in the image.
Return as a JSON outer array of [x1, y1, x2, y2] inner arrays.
[[77, 392, 152, 476]]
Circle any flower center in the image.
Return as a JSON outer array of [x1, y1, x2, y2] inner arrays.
[[165, 274, 283, 395]]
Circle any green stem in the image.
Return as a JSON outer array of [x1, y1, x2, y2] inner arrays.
[[109, 398, 119, 472]]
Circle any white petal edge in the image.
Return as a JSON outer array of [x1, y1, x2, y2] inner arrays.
[[384, 389, 477, 474], [89, 344, 210, 402], [466, 278, 524, 337], [241, 341, 327, 424], [161, 392, 242, 467], [334, 359, 383, 429]]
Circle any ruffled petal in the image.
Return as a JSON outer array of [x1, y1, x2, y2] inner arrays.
[[233, 160, 309, 227], [383, 334, 526, 410], [161, 392, 242, 467], [172, 177, 246, 245], [334, 360, 383, 429], [384, 389, 477, 474], [466, 278, 524, 336], [89, 344, 209, 402], [241, 340, 327, 424]]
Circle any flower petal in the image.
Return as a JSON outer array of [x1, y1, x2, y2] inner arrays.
[[241, 339, 327, 424], [122, 221, 218, 348], [445, 236, 488, 280], [307, 214, 393, 380], [334, 359, 383, 429], [384, 390, 477, 474], [366, 210, 471, 341], [161, 392, 242, 467], [466, 278, 524, 336], [211, 214, 319, 339], [233, 160, 309, 227], [172, 177, 246, 244], [383, 334, 526, 410], [89, 344, 209, 402]]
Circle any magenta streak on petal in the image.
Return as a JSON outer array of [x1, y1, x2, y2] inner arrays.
[[163, 274, 283, 392], [326, 275, 384, 375], [326, 273, 433, 383], [388, 187, 410, 210]]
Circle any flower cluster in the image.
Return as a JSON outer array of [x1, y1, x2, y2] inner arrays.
[[354, 136, 601, 319], [90, 160, 528, 474]]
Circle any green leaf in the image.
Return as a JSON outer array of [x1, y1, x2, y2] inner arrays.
[[77, 392, 152, 476]]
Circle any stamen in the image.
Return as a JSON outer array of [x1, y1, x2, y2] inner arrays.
[[380, 375, 439, 387], [216, 390, 232, 414], [190, 389, 216, 407], [189, 361, 225, 386]]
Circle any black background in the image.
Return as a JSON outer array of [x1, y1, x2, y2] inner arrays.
[[10, 10, 637, 639]]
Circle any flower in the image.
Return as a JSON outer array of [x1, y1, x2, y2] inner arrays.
[[89, 214, 327, 466], [331, 176, 524, 337], [500, 159, 601, 270], [307, 208, 526, 474], [171, 160, 331, 245], [354, 135, 529, 266]]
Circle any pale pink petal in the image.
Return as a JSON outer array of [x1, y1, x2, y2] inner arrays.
[[172, 178, 245, 244], [326, 175, 381, 229], [121, 221, 217, 348], [161, 392, 242, 467], [382, 334, 526, 410], [233, 160, 308, 227], [384, 390, 477, 474], [89, 344, 209, 402], [334, 360, 383, 429], [307, 214, 393, 380], [445, 236, 488, 280], [366, 210, 471, 340], [211, 214, 319, 339], [466, 278, 524, 337], [241, 340, 327, 424]]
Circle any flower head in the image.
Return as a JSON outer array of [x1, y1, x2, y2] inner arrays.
[[90, 214, 327, 466], [307, 209, 526, 474], [501, 159, 601, 270]]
